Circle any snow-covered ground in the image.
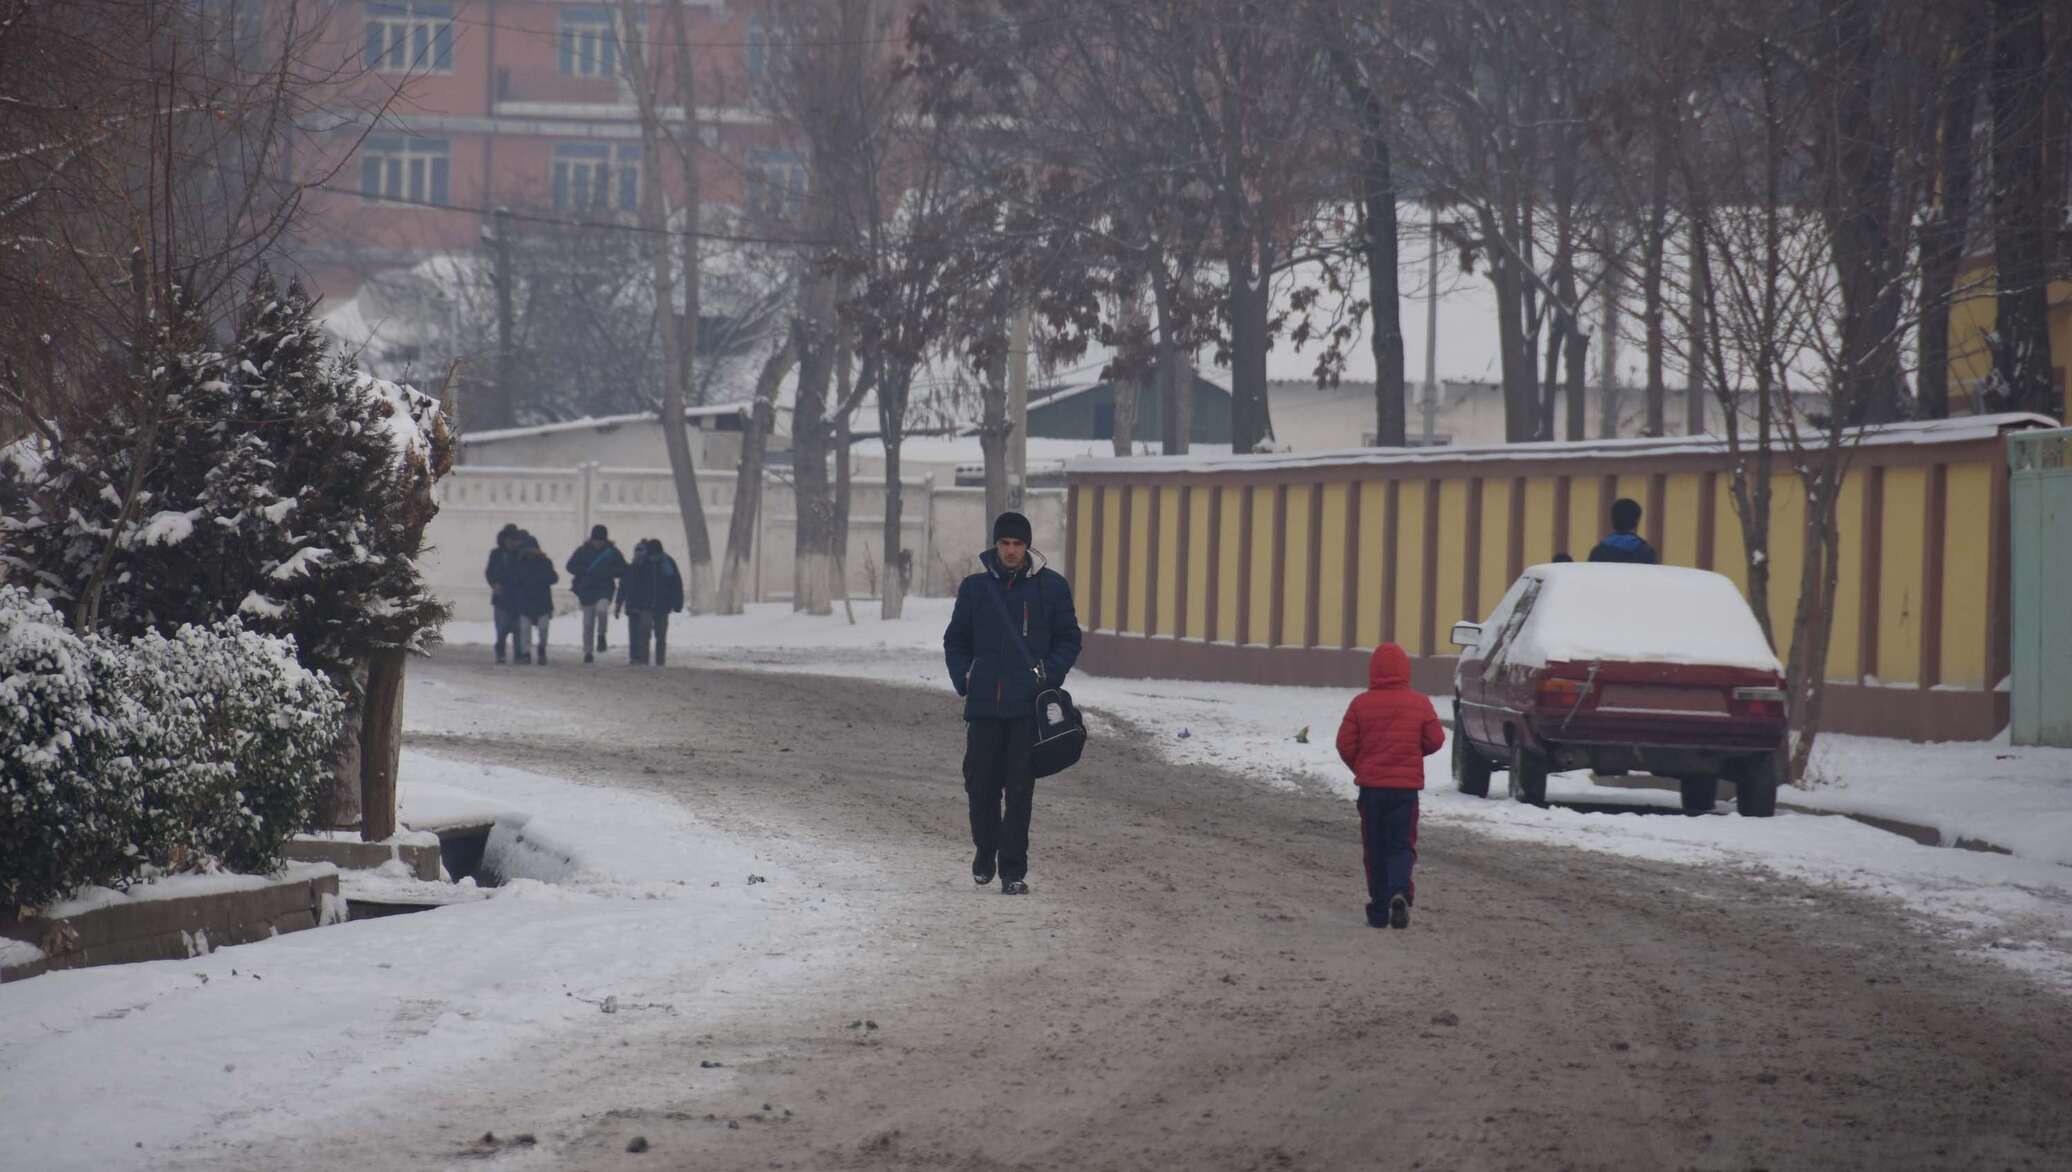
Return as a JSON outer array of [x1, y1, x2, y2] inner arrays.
[[449, 598, 2072, 987], [6, 598, 2069, 1168], [0, 744, 880, 1170]]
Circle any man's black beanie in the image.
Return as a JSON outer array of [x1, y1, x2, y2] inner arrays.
[[992, 511, 1033, 546]]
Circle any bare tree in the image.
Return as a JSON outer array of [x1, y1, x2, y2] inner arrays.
[[612, 0, 720, 611]]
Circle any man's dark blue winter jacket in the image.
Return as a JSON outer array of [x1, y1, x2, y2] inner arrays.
[[1587, 530, 1660, 565], [943, 549, 1082, 721]]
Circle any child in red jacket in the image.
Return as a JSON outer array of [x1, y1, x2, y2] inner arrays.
[[1336, 643, 1447, 928]]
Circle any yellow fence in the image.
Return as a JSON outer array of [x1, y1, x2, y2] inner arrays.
[[1066, 416, 2042, 740]]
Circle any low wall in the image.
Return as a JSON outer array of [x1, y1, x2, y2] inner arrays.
[[1067, 416, 2049, 741], [0, 865, 341, 983], [423, 465, 1065, 621]]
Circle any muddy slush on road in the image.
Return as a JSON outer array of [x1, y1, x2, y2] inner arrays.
[[401, 649, 2072, 1171]]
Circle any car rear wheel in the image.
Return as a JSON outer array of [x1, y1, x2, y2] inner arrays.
[[1510, 739, 1549, 806], [1453, 724, 1492, 797], [1679, 776, 1719, 814], [1735, 751, 1782, 818]]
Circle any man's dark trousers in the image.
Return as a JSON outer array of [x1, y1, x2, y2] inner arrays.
[[965, 717, 1037, 882], [1356, 787, 1419, 915]]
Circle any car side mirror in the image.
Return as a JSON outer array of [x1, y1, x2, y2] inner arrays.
[[1450, 621, 1482, 648]]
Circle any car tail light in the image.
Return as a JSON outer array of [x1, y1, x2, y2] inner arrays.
[[1731, 685, 1788, 719], [1536, 677, 1592, 708]]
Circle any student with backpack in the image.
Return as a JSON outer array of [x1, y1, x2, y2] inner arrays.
[[616, 538, 685, 666], [508, 531, 559, 665], [1335, 643, 1446, 928], [566, 525, 627, 664]]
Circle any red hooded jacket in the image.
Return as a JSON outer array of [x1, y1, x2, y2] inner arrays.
[[1336, 644, 1446, 789]]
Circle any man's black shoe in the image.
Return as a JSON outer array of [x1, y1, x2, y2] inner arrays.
[[1388, 894, 1410, 930], [1001, 879, 1029, 896], [972, 855, 996, 886]]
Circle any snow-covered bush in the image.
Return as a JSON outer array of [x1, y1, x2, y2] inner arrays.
[[117, 623, 345, 875], [0, 587, 127, 911], [0, 587, 346, 911]]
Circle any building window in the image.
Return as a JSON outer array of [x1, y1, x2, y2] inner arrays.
[[746, 149, 806, 221], [558, 5, 640, 77], [359, 136, 451, 206], [552, 142, 641, 212], [365, 2, 454, 74]]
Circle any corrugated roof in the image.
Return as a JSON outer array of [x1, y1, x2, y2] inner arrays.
[[1067, 413, 2060, 476]]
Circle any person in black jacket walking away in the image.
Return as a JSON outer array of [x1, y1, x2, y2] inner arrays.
[[616, 537, 685, 666], [1588, 497, 1661, 564], [509, 530, 559, 664], [567, 524, 627, 664], [942, 511, 1082, 896], [485, 523, 524, 664]]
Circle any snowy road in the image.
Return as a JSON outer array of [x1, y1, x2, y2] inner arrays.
[[218, 648, 2072, 1170]]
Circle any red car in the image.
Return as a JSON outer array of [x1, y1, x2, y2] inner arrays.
[[1450, 563, 1789, 816]]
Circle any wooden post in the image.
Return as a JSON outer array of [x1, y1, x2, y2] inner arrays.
[[359, 648, 408, 842]]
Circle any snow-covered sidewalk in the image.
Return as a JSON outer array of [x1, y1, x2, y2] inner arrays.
[[447, 599, 2072, 988], [0, 746, 870, 1170]]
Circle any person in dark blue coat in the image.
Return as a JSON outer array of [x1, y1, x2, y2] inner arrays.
[[615, 537, 685, 666], [485, 523, 524, 663], [566, 525, 628, 664], [1587, 497, 1661, 564], [508, 530, 559, 665], [943, 511, 1082, 896]]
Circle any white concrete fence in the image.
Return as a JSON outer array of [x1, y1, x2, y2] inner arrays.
[[423, 464, 1068, 621]]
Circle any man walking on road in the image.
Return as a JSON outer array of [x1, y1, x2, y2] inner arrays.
[[1587, 497, 1660, 564], [567, 525, 628, 664], [943, 511, 1082, 896]]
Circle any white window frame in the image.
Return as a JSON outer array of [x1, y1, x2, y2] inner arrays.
[[557, 6, 641, 78], [365, 1, 454, 74], [552, 142, 642, 212], [359, 136, 452, 206]]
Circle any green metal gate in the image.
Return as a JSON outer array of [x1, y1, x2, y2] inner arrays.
[[2010, 429, 2072, 746]]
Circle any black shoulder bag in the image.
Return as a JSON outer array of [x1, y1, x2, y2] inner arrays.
[[980, 576, 1088, 779]]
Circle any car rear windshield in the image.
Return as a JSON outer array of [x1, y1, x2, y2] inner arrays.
[[1504, 563, 1781, 671]]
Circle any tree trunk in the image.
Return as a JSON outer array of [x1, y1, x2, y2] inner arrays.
[[1112, 377, 1140, 456], [1228, 266, 1273, 453], [1483, 205, 1534, 443], [717, 339, 798, 614], [357, 647, 406, 842], [1989, 0, 2056, 415], [666, 0, 713, 610], [1153, 279, 1192, 455], [319, 663, 368, 831], [1333, 51, 1406, 448], [790, 279, 838, 614], [980, 307, 1010, 528], [1918, 26, 1985, 420], [1598, 220, 1625, 438], [1685, 213, 1708, 435], [1643, 138, 1669, 438], [879, 368, 912, 621]]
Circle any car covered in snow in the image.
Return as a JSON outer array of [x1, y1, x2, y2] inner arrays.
[[1449, 563, 1788, 816]]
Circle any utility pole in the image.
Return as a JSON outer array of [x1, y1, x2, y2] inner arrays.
[[1421, 207, 1439, 446], [488, 206, 517, 430], [1006, 305, 1031, 510]]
